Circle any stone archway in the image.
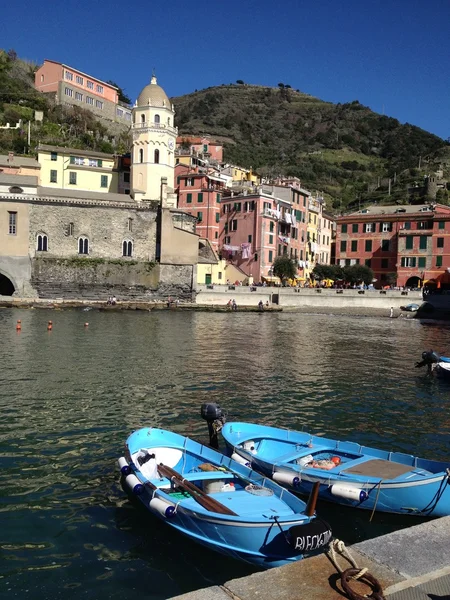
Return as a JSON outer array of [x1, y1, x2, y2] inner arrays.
[[0, 273, 15, 296], [405, 276, 422, 289]]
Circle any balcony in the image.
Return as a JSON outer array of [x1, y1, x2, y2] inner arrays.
[[132, 122, 178, 135]]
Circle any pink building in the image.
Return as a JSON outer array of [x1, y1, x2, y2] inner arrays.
[[176, 136, 223, 163], [176, 165, 226, 250], [34, 60, 131, 124], [219, 186, 309, 283]]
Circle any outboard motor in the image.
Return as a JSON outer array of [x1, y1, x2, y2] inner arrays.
[[415, 350, 441, 371], [201, 403, 226, 449]]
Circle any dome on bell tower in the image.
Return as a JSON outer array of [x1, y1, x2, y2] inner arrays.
[[136, 75, 171, 108]]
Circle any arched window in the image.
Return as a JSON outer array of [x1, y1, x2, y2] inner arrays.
[[141, 113, 145, 124], [154, 114, 160, 124], [78, 237, 89, 255], [37, 234, 48, 252], [122, 240, 133, 257], [154, 149, 159, 164], [139, 148, 143, 163], [167, 117, 170, 126]]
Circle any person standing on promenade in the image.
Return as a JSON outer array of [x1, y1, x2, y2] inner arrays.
[[390, 306, 394, 318]]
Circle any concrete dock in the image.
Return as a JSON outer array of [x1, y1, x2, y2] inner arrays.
[[169, 517, 450, 600]]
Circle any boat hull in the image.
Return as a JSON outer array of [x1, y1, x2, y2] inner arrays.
[[222, 422, 450, 517]]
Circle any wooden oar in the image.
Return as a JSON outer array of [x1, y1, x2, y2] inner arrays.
[[158, 463, 237, 516]]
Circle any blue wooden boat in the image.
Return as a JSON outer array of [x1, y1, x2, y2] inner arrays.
[[416, 350, 450, 379], [222, 422, 450, 517], [118, 428, 332, 569]]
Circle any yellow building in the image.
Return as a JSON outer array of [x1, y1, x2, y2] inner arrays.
[[37, 144, 119, 193]]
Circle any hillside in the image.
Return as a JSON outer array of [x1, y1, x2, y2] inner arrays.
[[173, 83, 448, 210], [0, 50, 131, 156]]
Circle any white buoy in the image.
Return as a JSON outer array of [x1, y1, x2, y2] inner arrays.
[[273, 471, 301, 487], [117, 456, 131, 476], [231, 452, 251, 467], [149, 497, 176, 518], [124, 473, 144, 495], [330, 484, 368, 502]]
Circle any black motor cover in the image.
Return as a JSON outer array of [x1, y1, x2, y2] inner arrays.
[[288, 518, 332, 552], [200, 403, 223, 421]]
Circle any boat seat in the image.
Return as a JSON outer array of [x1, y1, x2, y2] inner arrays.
[[341, 459, 417, 479], [272, 445, 329, 466]]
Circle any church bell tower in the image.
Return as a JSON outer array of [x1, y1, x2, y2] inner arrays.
[[131, 75, 177, 204]]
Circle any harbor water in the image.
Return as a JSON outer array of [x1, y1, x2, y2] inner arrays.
[[1, 308, 450, 599]]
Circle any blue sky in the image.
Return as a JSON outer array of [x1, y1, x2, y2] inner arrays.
[[3, 0, 449, 139]]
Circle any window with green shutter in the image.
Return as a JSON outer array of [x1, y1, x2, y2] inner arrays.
[[186, 193, 192, 203], [224, 222, 228, 233], [248, 235, 252, 243], [341, 224, 347, 233], [269, 250, 273, 263], [405, 236, 413, 250], [198, 193, 203, 203], [418, 257, 426, 268], [50, 170, 57, 183], [340, 240, 347, 252], [439, 221, 445, 229], [270, 221, 274, 232], [215, 212, 219, 223], [352, 224, 358, 233], [365, 240, 372, 252], [101, 175, 108, 188], [269, 234, 273, 244], [216, 193, 220, 203], [404, 222, 411, 230], [419, 236, 428, 250], [98, 160, 102, 167], [351, 240, 357, 252], [197, 211, 203, 222], [436, 255, 442, 267], [437, 237, 444, 248]]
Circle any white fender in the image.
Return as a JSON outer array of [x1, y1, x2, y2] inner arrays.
[[124, 473, 144, 495], [330, 484, 368, 502], [149, 497, 176, 519], [118, 456, 131, 476], [273, 471, 301, 487], [231, 452, 251, 467]]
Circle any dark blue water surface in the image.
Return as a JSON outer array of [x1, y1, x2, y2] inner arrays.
[[1, 308, 449, 599]]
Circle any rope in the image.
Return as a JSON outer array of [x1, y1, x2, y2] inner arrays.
[[369, 480, 382, 522], [327, 539, 385, 600]]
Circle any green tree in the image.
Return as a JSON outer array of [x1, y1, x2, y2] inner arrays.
[[343, 264, 374, 285], [272, 255, 296, 281]]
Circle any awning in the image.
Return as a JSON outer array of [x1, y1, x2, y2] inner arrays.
[[262, 275, 281, 283]]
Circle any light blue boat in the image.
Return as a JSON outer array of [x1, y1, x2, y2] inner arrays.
[[118, 428, 332, 569], [222, 422, 450, 517]]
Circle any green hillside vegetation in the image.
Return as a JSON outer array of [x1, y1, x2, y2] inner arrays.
[[0, 50, 131, 156], [173, 83, 449, 210]]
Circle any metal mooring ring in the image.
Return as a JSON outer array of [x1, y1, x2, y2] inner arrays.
[[341, 567, 385, 600]]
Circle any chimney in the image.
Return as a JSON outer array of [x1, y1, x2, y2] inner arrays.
[[8, 152, 14, 164]]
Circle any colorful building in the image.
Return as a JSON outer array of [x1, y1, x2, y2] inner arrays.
[[176, 136, 223, 163], [34, 59, 132, 124], [305, 195, 333, 278], [218, 183, 310, 283], [176, 166, 226, 250], [335, 204, 450, 288], [37, 145, 119, 193]]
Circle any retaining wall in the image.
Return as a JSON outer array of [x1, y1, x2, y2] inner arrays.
[[196, 286, 423, 309]]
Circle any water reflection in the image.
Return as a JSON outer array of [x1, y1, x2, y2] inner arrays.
[[1, 308, 449, 599]]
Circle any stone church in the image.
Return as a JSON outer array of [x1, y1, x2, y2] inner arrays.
[[0, 76, 207, 300]]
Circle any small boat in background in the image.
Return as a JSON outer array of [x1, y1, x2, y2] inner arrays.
[[118, 428, 331, 569], [415, 350, 450, 379], [222, 422, 450, 517]]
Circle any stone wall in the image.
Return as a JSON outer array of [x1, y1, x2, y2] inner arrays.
[[29, 203, 157, 261], [31, 258, 196, 301]]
